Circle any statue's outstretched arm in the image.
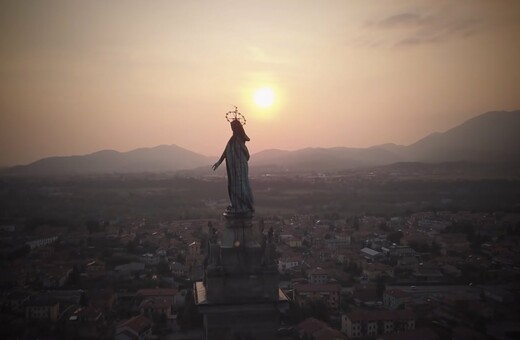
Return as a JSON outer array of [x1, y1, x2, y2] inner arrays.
[[212, 149, 226, 171]]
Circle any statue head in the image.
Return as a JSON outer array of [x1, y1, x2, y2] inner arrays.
[[231, 119, 250, 141]]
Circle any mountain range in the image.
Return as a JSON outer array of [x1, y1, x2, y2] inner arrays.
[[4, 110, 520, 175]]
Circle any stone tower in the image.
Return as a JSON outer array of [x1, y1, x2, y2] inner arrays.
[[194, 213, 288, 339], [195, 109, 288, 339]]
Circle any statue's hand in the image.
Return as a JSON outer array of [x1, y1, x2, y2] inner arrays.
[[212, 163, 219, 171]]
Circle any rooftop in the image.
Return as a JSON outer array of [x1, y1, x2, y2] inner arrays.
[[117, 314, 152, 334], [347, 309, 414, 322]]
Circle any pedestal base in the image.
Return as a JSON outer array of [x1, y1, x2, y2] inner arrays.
[[194, 282, 288, 340]]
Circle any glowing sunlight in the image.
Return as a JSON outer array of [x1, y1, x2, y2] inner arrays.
[[253, 87, 274, 108]]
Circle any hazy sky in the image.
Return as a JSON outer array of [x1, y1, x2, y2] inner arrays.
[[1, 0, 520, 166]]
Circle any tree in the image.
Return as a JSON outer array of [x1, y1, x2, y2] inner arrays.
[[353, 216, 360, 231], [376, 275, 387, 299], [177, 290, 202, 330], [387, 231, 404, 245], [157, 261, 171, 276], [305, 299, 330, 322]]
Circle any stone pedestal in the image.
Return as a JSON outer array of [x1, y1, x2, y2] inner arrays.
[[194, 214, 288, 340]]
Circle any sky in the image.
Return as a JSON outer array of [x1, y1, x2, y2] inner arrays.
[[1, 0, 520, 166]]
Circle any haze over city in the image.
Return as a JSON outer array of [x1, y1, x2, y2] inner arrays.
[[1, 0, 520, 167]]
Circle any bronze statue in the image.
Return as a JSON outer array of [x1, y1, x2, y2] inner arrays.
[[212, 112, 254, 215]]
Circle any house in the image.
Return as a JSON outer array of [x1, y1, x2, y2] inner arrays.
[[361, 247, 380, 260], [5, 290, 31, 315], [352, 284, 379, 306], [388, 246, 416, 259], [397, 256, 419, 270], [185, 253, 205, 268], [86, 260, 106, 277], [307, 267, 329, 284], [25, 296, 60, 321], [452, 326, 487, 340], [383, 289, 410, 310], [377, 327, 438, 340], [141, 253, 160, 265], [297, 317, 347, 340], [293, 283, 341, 311], [115, 314, 152, 340], [139, 297, 173, 323], [136, 288, 178, 314], [278, 256, 301, 274], [188, 241, 200, 255], [362, 262, 394, 280], [171, 261, 189, 277], [26, 235, 59, 249], [66, 306, 106, 339], [42, 264, 72, 288], [88, 288, 116, 312], [288, 237, 303, 248], [342, 309, 415, 338], [325, 235, 351, 251], [435, 234, 470, 255], [115, 262, 145, 274]]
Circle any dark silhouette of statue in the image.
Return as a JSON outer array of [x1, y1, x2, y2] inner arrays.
[[212, 119, 254, 215]]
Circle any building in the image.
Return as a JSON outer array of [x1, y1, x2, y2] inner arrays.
[[293, 283, 341, 311], [377, 327, 438, 340], [342, 309, 415, 338], [26, 236, 59, 249], [88, 288, 116, 312], [383, 289, 410, 309], [352, 284, 379, 306], [139, 298, 173, 322], [5, 290, 31, 315], [115, 314, 152, 340], [307, 267, 329, 284], [86, 260, 106, 277], [325, 235, 351, 251], [115, 262, 145, 274], [136, 288, 178, 305], [388, 246, 416, 259], [25, 297, 60, 321], [278, 256, 301, 273], [188, 241, 200, 254], [66, 306, 106, 339], [297, 317, 347, 340], [141, 253, 160, 265], [361, 247, 380, 260], [435, 233, 470, 255]]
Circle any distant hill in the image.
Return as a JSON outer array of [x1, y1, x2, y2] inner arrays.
[[251, 110, 520, 172], [405, 110, 520, 162], [3, 110, 519, 175], [250, 147, 404, 172], [4, 145, 214, 175]]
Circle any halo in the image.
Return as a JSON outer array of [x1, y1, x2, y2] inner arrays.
[[226, 106, 246, 125]]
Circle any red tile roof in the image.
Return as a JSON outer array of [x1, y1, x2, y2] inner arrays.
[[297, 317, 327, 334], [294, 283, 341, 293], [313, 327, 347, 340], [307, 267, 328, 276], [139, 297, 173, 309], [380, 327, 438, 340], [118, 314, 151, 334], [347, 309, 415, 322], [136, 288, 178, 297], [384, 288, 409, 298]]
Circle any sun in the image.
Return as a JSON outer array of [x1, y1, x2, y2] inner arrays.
[[253, 87, 274, 108]]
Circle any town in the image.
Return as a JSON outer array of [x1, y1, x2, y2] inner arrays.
[[1, 171, 520, 340]]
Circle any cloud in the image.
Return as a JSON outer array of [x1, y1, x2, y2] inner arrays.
[[366, 10, 482, 47]]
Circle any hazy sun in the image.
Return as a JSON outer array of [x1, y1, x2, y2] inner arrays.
[[253, 87, 274, 108]]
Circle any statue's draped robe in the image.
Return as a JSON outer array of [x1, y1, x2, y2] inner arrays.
[[224, 136, 254, 214]]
